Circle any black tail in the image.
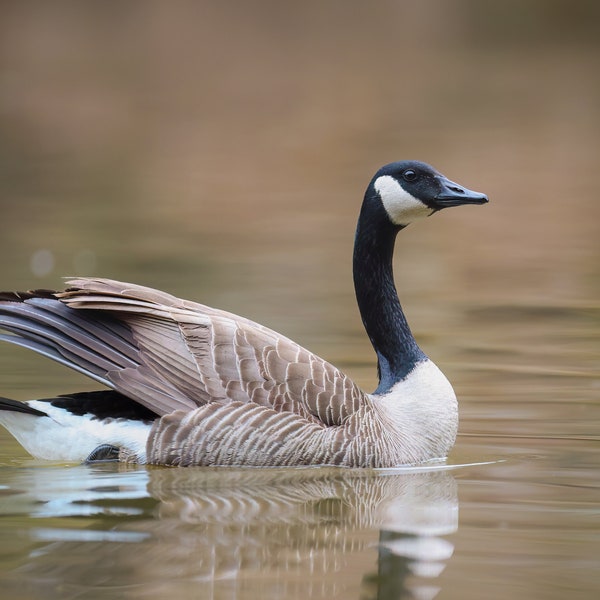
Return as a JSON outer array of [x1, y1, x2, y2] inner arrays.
[[0, 391, 157, 421], [0, 397, 48, 417]]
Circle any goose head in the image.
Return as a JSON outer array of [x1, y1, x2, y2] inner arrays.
[[371, 160, 488, 227]]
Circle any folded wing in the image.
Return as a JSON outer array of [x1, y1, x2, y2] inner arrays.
[[1, 278, 367, 425]]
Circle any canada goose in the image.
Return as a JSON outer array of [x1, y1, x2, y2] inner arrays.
[[0, 161, 487, 467]]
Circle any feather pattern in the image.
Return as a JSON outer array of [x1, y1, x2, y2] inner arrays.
[[60, 277, 369, 425]]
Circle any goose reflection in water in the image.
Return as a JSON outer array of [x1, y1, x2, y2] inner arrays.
[[1, 466, 458, 599]]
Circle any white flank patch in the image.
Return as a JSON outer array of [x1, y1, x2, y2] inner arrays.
[[0, 401, 152, 463], [375, 175, 434, 226]]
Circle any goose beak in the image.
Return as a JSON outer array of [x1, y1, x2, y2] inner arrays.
[[433, 176, 488, 208]]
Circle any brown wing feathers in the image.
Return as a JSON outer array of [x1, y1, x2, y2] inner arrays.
[[64, 278, 368, 424], [1, 278, 367, 431]]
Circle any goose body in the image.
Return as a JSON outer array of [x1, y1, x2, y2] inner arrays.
[[0, 161, 487, 467]]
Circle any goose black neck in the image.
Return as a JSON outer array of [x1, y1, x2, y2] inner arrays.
[[353, 192, 426, 394]]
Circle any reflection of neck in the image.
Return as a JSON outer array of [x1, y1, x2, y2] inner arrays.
[[353, 195, 426, 394]]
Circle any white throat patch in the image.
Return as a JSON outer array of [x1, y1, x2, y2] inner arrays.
[[375, 175, 434, 226]]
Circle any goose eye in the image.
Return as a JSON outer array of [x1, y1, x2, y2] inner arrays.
[[402, 169, 417, 182]]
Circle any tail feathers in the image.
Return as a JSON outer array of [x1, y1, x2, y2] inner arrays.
[[0, 397, 48, 417], [0, 296, 142, 388]]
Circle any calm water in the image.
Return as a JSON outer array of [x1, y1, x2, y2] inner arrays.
[[0, 2, 599, 599]]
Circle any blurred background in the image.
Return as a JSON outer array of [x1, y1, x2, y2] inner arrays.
[[0, 0, 598, 398]]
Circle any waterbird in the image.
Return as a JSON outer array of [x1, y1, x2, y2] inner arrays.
[[0, 161, 487, 467]]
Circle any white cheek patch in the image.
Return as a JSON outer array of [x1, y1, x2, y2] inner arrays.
[[375, 175, 434, 226]]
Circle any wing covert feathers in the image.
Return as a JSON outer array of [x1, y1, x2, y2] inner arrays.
[[59, 278, 368, 423], [2, 277, 369, 438]]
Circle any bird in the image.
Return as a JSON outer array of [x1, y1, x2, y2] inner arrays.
[[0, 160, 487, 467]]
